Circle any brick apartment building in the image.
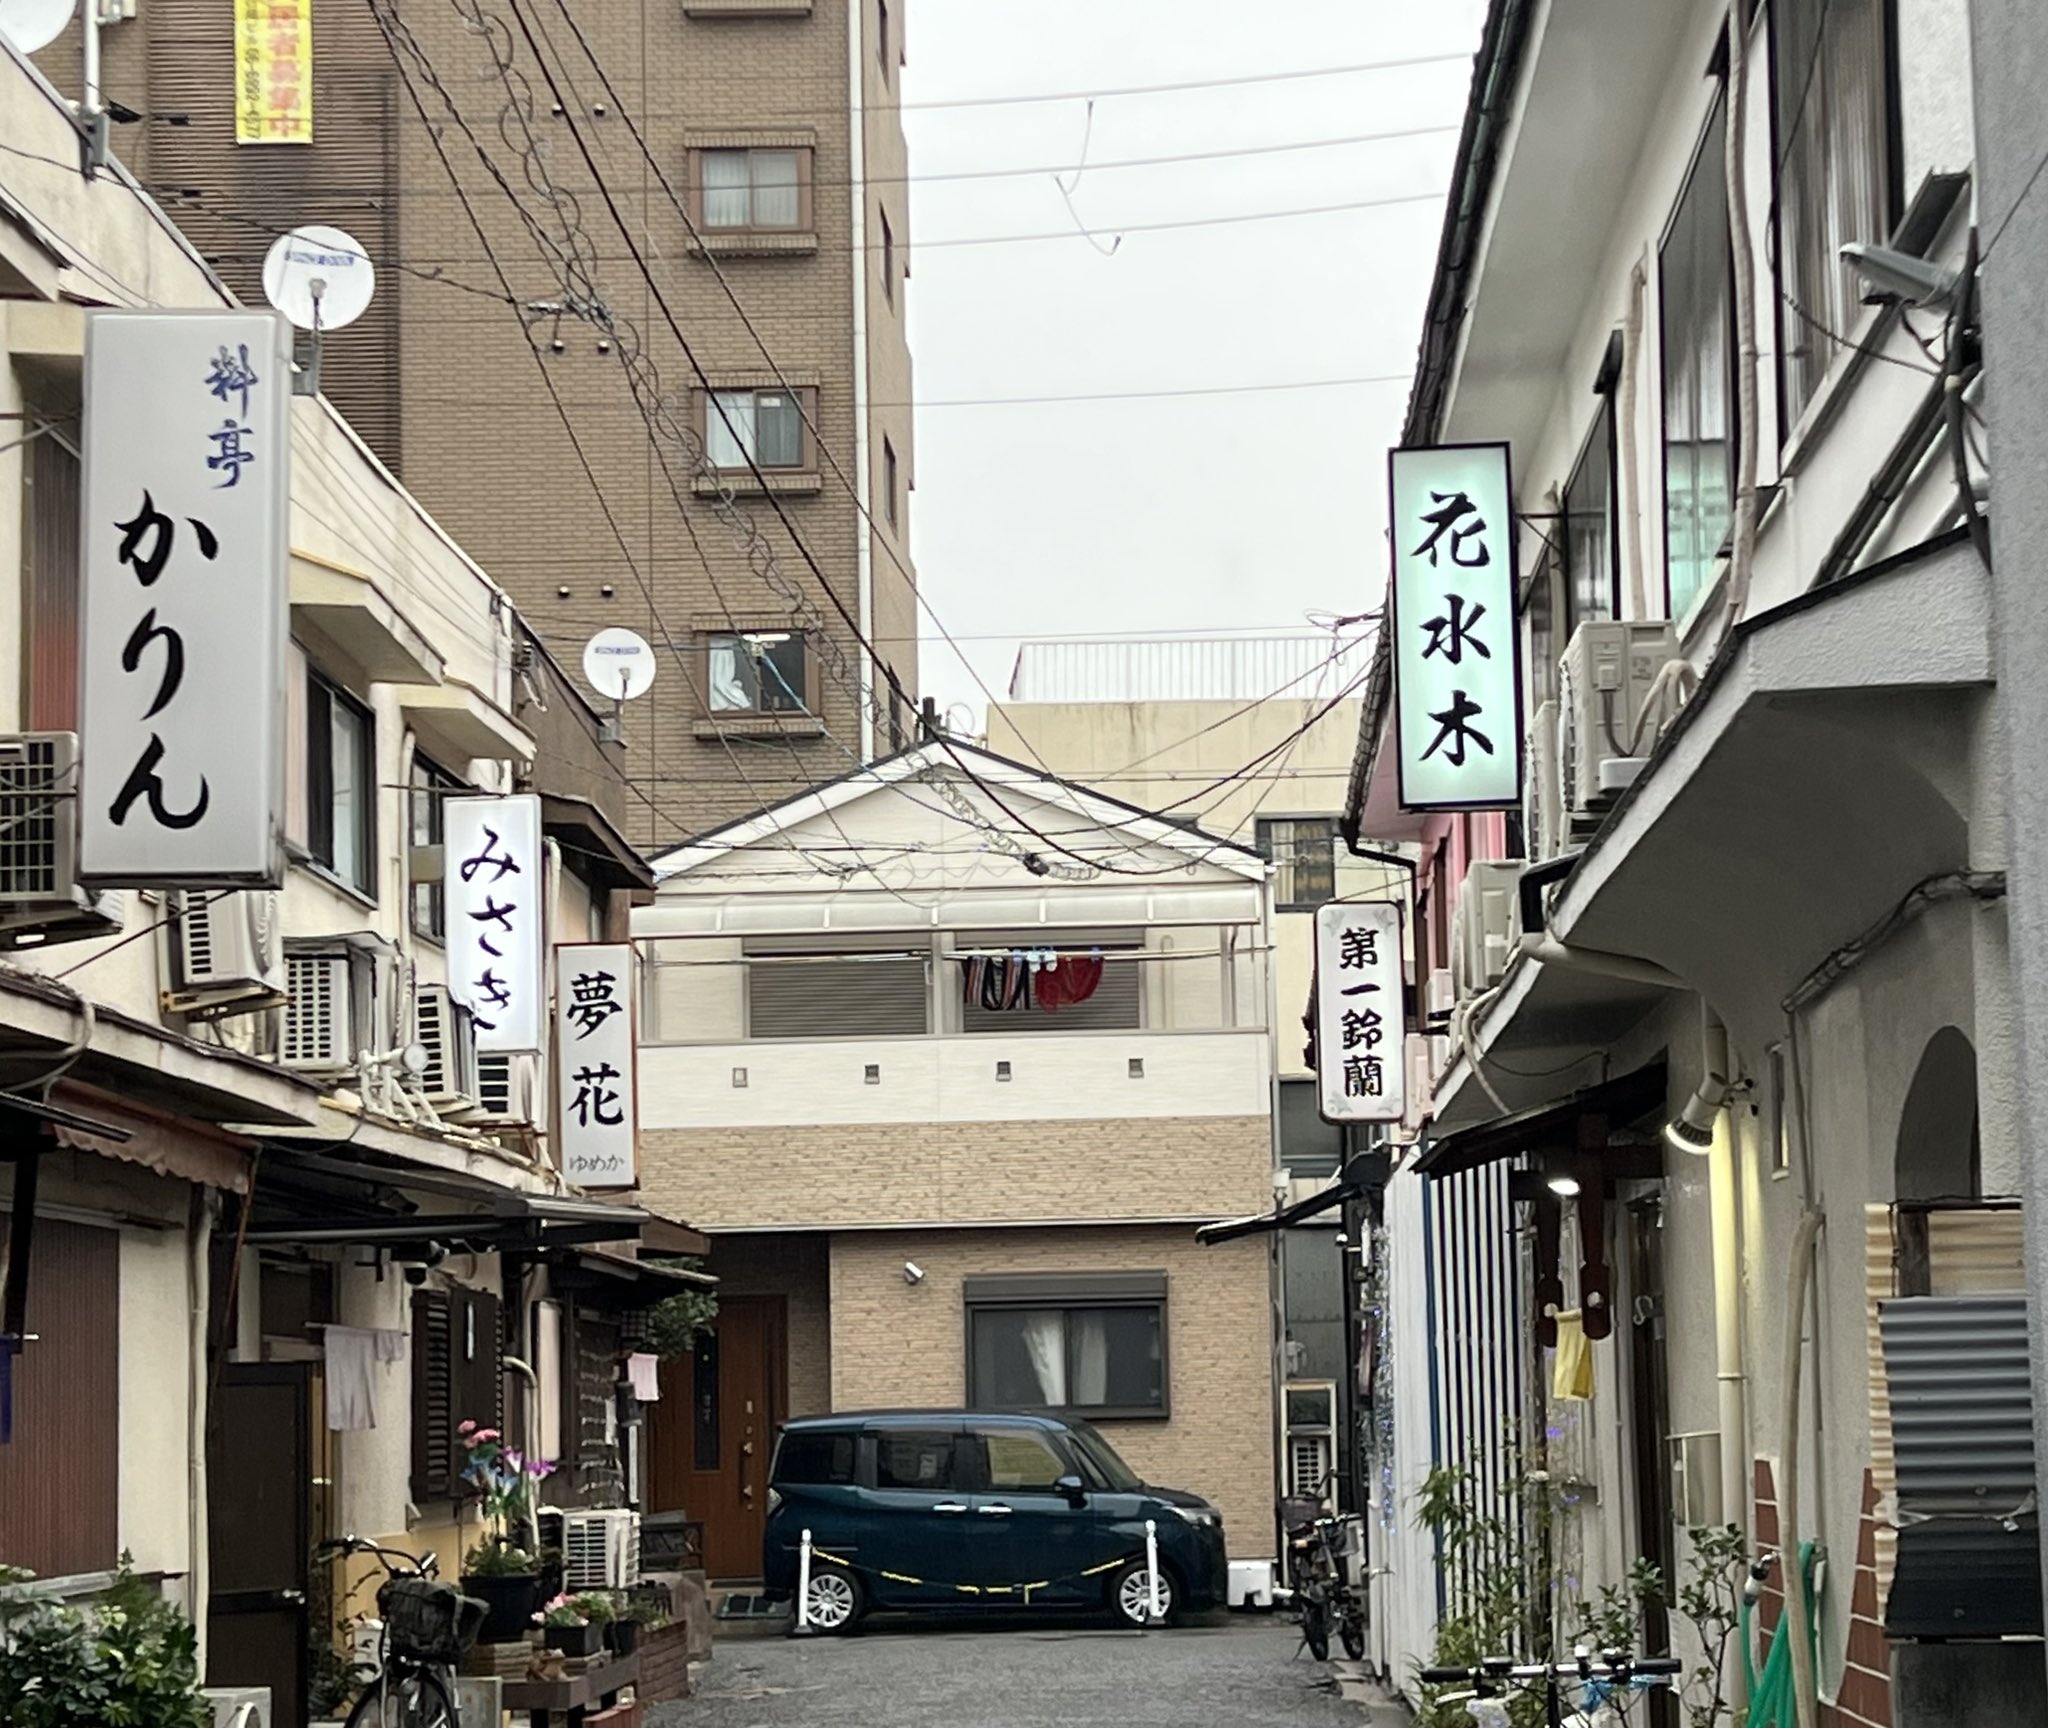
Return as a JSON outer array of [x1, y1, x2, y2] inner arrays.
[[35, 0, 917, 849]]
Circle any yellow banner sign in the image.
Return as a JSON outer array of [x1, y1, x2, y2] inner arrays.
[[235, 0, 313, 145]]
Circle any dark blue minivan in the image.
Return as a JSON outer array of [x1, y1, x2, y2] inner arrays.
[[762, 1410, 1229, 1632]]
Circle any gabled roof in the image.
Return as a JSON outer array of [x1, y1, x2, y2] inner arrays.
[[647, 736, 1264, 883]]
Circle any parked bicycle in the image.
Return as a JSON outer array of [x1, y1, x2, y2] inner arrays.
[[314, 1535, 485, 1728], [1279, 1486, 1364, 1662], [1419, 1653, 1683, 1728]]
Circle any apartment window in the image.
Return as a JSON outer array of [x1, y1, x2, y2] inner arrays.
[[966, 1273, 1168, 1419], [706, 389, 806, 470], [881, 206, 895, 305], [707, 629, 810, 715], [1563, 396, 1618, 629], [1660, 92, 1735, 623], [307, 669, 376, 896], [1257, 816, 1339, 912], [701, 148, 802, 230], [883, 436, 899, 529], [410, 755, 462, 941], [21, 419, 80, 731], [1773, 0, 1893, 427]]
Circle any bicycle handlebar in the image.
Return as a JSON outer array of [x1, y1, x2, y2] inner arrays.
[[1418, 1656, 1684, 1684], [313, 1535, 441, 1580]]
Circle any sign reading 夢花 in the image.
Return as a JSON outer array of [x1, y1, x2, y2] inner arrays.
[[1388, 443, 1523, 811], [555, 941, 638, 1190], [235, 0, 313, 144], [445, 794, 545, 1054], [79, 311, 290, 888], [1313, 901, 1405, 1124]]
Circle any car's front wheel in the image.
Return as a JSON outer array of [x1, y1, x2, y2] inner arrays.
[[797, 1564, 864, 1635], [1111, 1558, 1178, 1628]]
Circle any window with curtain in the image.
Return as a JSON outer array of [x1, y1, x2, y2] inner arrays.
[[307, 668, 376, 896], [1563, 395, 1617, 630], [1255, 816, 1338, 912], [706, 389, 805, 469], [707, 629, 810, 714], [966, 1274, 1167, 1418], [1660, 92, 1735, 623], [700, 148, 802, 229], [410, 755, 462, 940], [1774, 0, 1892, 427]]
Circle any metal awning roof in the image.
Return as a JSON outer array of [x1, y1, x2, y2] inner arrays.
[[1195, 1152, 1391, 1244], [1413, 1061, 1668, 1179]]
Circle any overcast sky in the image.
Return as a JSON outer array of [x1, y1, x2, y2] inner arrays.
[[899, 0, 1488, 721]]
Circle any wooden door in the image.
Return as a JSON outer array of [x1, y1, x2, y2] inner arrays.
[[647, 1296, 786, 1582]]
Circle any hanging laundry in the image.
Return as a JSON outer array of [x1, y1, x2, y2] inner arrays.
[[325, 1325, 394, 1431], [626, 1352, 662, 1402], [1037, 951, 1105, 1012]]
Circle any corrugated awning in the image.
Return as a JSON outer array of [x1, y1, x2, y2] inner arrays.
[[1412, 1061, 1668, 1179]]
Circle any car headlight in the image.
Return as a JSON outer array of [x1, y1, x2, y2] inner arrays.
[[1169, 1504, 1220, 1528]]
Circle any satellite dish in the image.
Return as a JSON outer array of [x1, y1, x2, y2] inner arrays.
[[261, 224, 376, 332], [583, 628, 657, 703], [0, 0, 75, 53]]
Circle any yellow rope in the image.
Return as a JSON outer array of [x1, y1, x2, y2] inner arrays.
[[803, 1547, 1143, 1596]]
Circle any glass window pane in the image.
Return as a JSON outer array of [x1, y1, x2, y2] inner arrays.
[[972, 1310, 1067, 1406], [1563, 398, 1615, 628], [874, 1430, 957, 1490], [1070, 1306, 1162, 1411], [773, 1431, 855, 1486], [751, 150, 800, 227], [1662, 96, 1731, 622], [330, 700, 364, 890], [702, 150, 750, 227], [978, 1429, 1067, 1492], [758, 633, 806, 711], [755, 393, 803, 467], [708, 392, 753, 467]]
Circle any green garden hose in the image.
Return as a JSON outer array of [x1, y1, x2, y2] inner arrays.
[[1740, 1541, 1817, 1728]]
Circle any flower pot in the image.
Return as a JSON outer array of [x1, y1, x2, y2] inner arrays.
[[544, 1621, 604, 1657], [605, 1619, 641, 1656], [460, 1572, 544, 1644]]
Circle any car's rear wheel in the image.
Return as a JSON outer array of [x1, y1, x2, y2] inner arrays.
[[798, 1565, 864, 1635], [1111, 1559, 1178, 1628]]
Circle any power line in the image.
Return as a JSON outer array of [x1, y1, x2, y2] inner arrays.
[[891, 50, 1477, 110], [397, 372, 1417, 409]]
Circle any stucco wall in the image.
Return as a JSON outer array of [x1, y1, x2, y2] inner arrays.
[[827, 1225, 1275, 1558]]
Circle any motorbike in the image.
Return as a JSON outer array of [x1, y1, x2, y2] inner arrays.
[[1280, 1486, 1366, 1661]]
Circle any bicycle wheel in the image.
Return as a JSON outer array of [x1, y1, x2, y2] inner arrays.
[[1340, 1612, 1366, 1660], [1301, 1596, 1330, 1661], [345, 1668, 459, 1728]]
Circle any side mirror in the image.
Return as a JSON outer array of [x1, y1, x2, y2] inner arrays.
[[1055, 1473, 1088, 1506]]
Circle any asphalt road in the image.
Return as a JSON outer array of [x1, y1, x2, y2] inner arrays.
[[651, 1614, 1360, 1728]]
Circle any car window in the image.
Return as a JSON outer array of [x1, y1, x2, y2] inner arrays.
[[1066, 1423, 1142, 1492], [773, 1430, 855, 1486], [873, 1429, 957, 1491], [976, 1427, 1067, 1492]]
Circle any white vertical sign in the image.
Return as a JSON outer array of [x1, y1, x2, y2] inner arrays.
[[445, 794, 544, 1052], [1314, 901, 1405, 1123], [1388, 443, 1523, 810], [555, 941, 637, 1190], [79, 310, 291, 886]]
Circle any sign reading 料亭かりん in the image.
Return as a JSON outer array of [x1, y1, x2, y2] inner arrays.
[[444, 794, 544, 1053], [1313, 901, 1405, 1124], [1388, 443, 1523, 811], [555, 941, 637, 1190], [79, 311, 290, 888]]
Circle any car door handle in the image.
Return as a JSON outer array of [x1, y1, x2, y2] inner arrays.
[[933, 1502, 969, 1514], [977, 1504, 1013, 1516]]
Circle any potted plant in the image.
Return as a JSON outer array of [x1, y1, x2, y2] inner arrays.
[[601, 1593, 645, 1655], [455, 1420, 559, 1642], [534, 1595, 603, 1657]]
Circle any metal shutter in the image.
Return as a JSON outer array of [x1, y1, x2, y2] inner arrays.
[[410, 1290, 455, 1501], [745, 949, 929, 1038]]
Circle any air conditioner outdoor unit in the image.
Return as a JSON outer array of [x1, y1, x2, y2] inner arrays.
[[1557, 621, 1679, 837], [561, 1508, 641, 1590], [465, 1049, 544, 1127], [0, 732, 124, 950], [1423, 967, 1455, 1023], [1282, 1382, 1338, 1504], [162, 891, 286, 1019], [1451, 860, 1524, 1001], [414, 984, 482, 1112], [280, 951, 357, 1074], [1401, 1032, 1437, 1136], [1526, 700, 1563, 862]]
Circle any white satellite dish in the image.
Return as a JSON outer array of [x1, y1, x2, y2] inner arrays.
[[261, 224, 376, 332], [0, 0, 75, 53], [583, 628, 657, 703]]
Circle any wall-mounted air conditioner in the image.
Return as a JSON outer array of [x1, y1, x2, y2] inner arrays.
[[1526, 700, 1563, 862], [463, 1050, 544, 1128], [414, 984, 482, 1113], [162, 891, 286, 1018], [281, 951, 357, 1074], [1451, 861, 1524, 1001], [1557, 621, 1679, 838], [1282, 1382, 1338, 1504], [0, 732, 123, 950], [1423, 968, 1454, 1024], [561, 1508, 641, 1590]]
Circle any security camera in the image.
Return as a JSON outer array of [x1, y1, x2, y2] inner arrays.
[[1839, 242, 1962, 310], [902, 1261, 925, 1285]]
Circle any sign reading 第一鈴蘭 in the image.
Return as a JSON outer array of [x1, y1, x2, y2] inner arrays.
[[1388, 443, 1523, 811], [555, 941, 638, 1190], [445, 794, 545, 1054], [1313, 901, 1406, 1124], [79, 311, 291, 888]]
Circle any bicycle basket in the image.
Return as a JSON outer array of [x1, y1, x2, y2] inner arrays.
[[377, 1576, 485, 1664]]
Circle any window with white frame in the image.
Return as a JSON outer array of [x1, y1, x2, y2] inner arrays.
[[1256, 816, 1338, 913], [705, 389, 806, 470]]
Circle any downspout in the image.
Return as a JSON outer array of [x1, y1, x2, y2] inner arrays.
[[1700, 1013, 1749, 1641], [188, 1187, 214, 1648], [1260, 868, 1288, 1572], [847, 0, 875, 758], [1620, 255, 1650, 621], [1718, 3, 1762, 641]]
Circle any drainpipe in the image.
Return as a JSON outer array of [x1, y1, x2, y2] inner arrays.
[[188, 1188, 214, 1649], [1700, 1011, 1750, 1595], [847, 0, 875, 757]]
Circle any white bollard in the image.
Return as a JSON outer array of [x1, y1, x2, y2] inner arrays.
[[795, 1527, 814, 1636], [1145, 1519, 1164, 1626]]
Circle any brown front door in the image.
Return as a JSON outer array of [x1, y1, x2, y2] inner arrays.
[[648, 1296, 786, 1582]]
